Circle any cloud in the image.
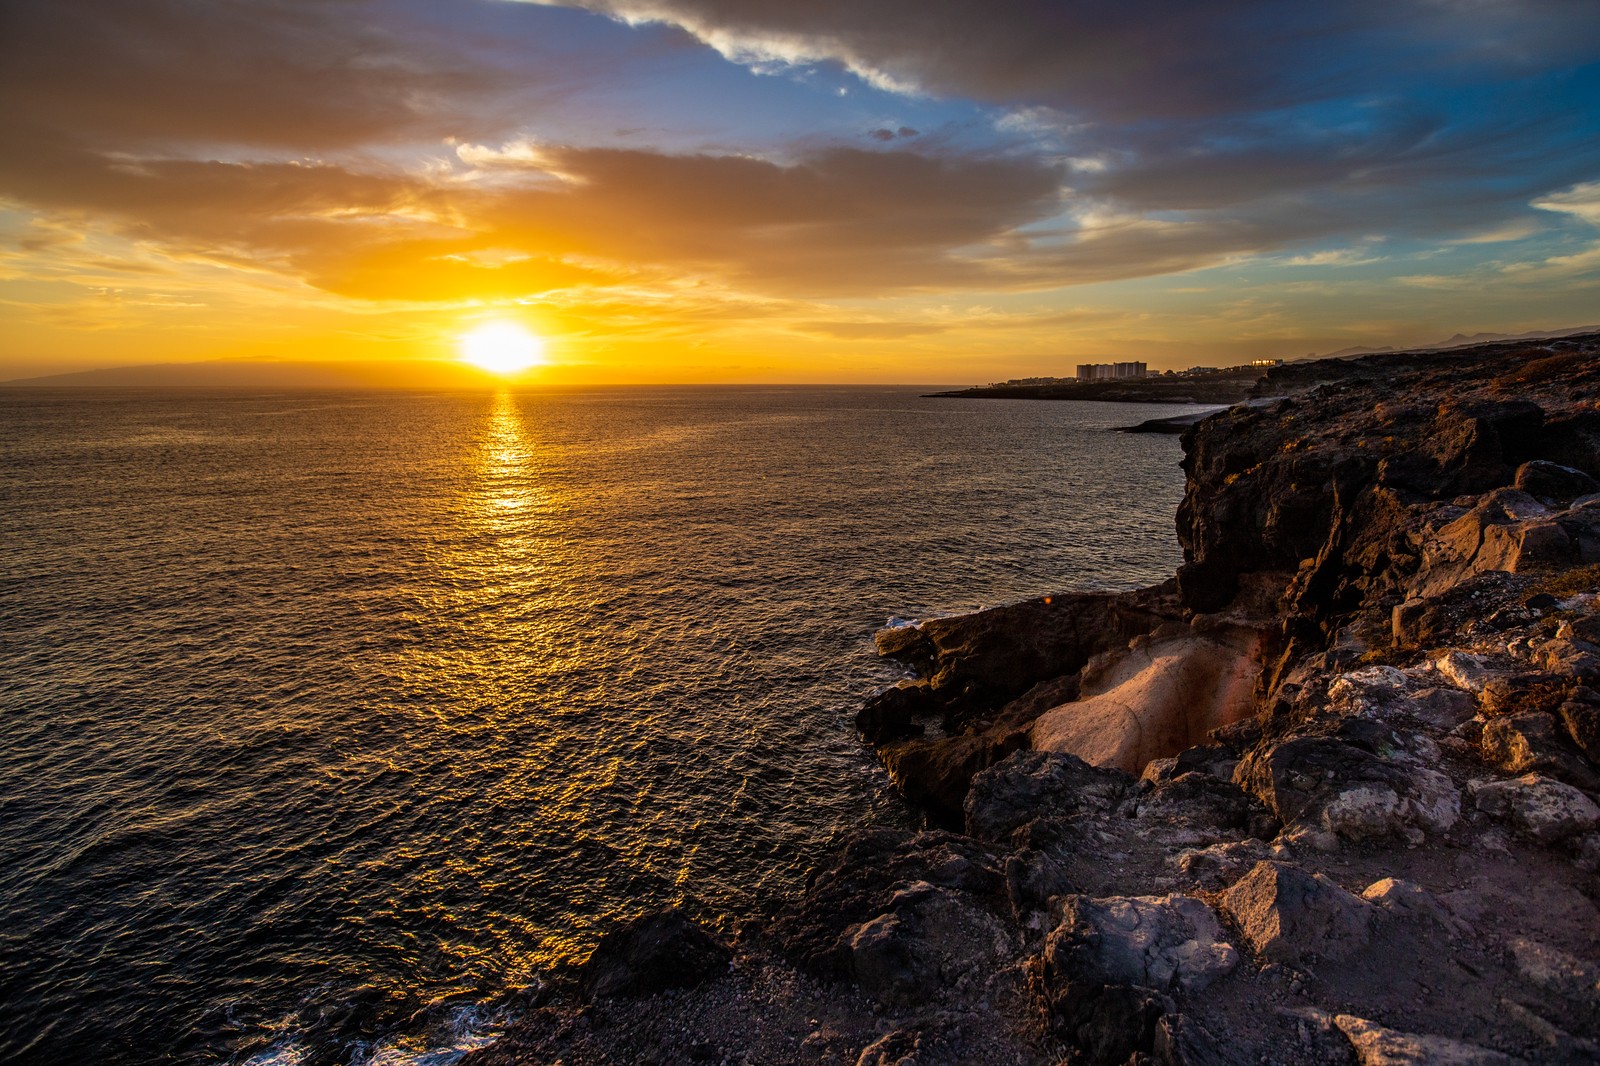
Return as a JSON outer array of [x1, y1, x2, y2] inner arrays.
[[0, 0, 512, 151], [4, 0, 1599, 318], [530, 0, 1600, 122], [527, 0, 1600, 261], [798, 321, 946, 339], [1284, 246, 1386, 267], [0, 132, 1074, 299], [1533, 181, 1600, 225]]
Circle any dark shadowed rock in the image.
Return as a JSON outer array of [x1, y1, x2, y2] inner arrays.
[[856, 682, 932, 744], [1516, 460, 1600, 502], [964, 749, 1130, 842], [1046, 982, 1174, 1065], [1220, 861, 1374, 963], [842, 881, 1009, 1007], [879, 732, 1023, 828], [1045, 894, 1238, 995], [769, 830, 1005, 979], [1155, 1014, 1238, 1066], [580, 907, 731, 1000]]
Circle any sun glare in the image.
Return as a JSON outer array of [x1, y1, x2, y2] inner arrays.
[[458, 321, 546, 375]]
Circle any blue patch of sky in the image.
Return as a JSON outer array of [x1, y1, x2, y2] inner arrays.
[[383, 0, 1005, 159]]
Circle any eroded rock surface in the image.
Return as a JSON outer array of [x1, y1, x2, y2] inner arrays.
[[470, 335, 1600, 1066]]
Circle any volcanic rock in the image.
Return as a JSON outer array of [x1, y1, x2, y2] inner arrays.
[[1333, 1014, 1523, 1065], [580, 907, 731, 1000], [1044, 893, 1239, 995], [1469, 773, 1600, 843], [963, 749, 1129, 843], [1515, 460, 1600, 502], [1481, 712, 1599, 789], [841, 881, 1010, 1007], [1220, 861, 1374, 963]]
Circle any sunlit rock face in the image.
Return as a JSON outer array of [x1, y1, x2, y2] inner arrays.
[[1030, 620, 1267, 773]]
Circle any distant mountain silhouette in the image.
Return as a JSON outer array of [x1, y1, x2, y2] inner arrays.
[[2, 359, 505, 389]]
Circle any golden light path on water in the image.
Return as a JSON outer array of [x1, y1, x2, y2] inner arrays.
[[401, 392, 594, 979]]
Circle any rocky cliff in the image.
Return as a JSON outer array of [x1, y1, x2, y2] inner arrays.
[[469, 333, 1600, 1066]]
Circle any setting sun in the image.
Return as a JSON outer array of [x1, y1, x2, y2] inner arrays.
[[458, 321, 546, 375]]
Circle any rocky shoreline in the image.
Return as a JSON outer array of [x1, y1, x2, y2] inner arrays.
[[467, 333, 1600, 1066]]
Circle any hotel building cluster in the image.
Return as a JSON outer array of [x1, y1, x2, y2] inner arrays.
[[1075, 361, 1149, 382]]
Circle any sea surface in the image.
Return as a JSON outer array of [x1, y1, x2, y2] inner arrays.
[[0, 386, 1197, 1065]]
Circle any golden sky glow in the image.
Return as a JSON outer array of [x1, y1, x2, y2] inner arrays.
[[1, 2, 1598, 384]]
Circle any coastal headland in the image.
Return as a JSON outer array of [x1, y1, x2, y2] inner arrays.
[[469, 332, 1600, 1065], [928, 366, 1265, 406]]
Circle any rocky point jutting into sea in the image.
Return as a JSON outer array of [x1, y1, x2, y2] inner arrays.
[[468, 333, 1600, 1066]]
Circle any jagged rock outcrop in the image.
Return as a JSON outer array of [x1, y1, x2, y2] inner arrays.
[[469, 334, 1600, 1066]]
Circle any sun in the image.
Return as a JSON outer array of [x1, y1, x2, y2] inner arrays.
[[458, 321, 546, 375]]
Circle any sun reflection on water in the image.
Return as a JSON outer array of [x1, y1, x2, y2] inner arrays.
[[482, 390, 533, 513]]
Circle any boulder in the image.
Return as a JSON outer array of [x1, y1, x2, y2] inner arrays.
[[580, 907, 731, 1000], [1539, 638, 1600, 681], [1220, 861, 1374, 963], [1515, 460, 1600, 501], [1409, 687, 1479, 730], [1333, 1014, 1522, 1065], [964, 749, 1129, 842], [1480, 712, 1599, 789], [1560, 699, 1600, 763], [1317, 769, 1459, 842], [1509, 937, 1600, 1009], [842, 881, 1009, 1007], [1134, 772, 1257, 835], [1475, 520, 1574, 573], [1236, 727, 1459, 841], [1469, 773, 1600, 843], [1434, 652, 1493, 693], [1044, 893, 1239, 995], [1360, 878, 1465, 934]]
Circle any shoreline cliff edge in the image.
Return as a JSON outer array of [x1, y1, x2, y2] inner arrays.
[[469, 333, 1600, 1066]]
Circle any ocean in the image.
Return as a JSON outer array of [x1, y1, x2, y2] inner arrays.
[[0, 386, 1195, 1064]]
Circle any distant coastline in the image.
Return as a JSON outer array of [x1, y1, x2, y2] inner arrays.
[[926, 365, 1264, 405]]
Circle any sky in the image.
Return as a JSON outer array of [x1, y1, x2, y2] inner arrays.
[[1, 0, 1599, 384]]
